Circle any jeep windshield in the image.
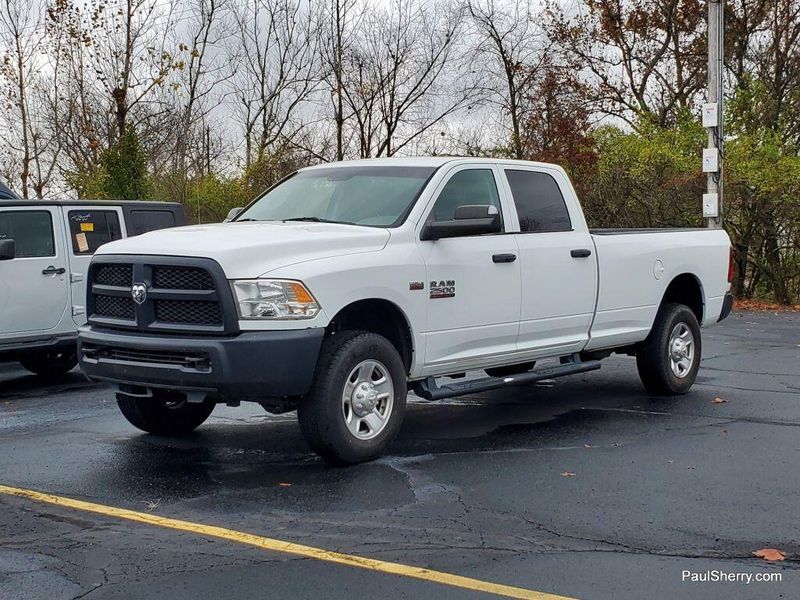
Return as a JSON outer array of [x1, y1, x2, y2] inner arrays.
[[234, 165, 436, 227]]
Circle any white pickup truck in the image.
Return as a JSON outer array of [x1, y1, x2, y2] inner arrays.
[[78, 158, 733, 463], [0, 200, 185, 377]]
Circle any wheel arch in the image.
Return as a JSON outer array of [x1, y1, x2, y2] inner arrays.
[[660, 273, 705, 324], [327, 298, 414, 374]]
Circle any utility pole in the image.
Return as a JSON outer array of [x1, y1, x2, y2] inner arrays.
[[703, 0, 724, 228]]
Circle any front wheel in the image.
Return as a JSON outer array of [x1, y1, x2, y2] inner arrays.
[[298, 331, 407, 464], [636, 303, 701, 395], [19, 347, 78, 377], [117, 390, 216, 435]]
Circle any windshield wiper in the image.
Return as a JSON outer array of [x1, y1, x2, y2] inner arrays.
[[282, 217, 341, 224], [234, 218, 261, 222]]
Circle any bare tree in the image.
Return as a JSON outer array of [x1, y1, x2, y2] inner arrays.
[[0, 0, 54, 197], [318, 0, 360, 161], [159, 0, 230, 203], [231, 0, 318, 168], [469, 0, 549, 158], [86, 0, 178, 138], [343, 0, 476, 158]]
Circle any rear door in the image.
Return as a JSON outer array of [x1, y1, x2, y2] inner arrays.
[[64, 206, 126, 325], [500, 167, 597, 355], [0, 207, 70, 335]]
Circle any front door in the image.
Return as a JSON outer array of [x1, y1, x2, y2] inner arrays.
[[417, 165, 521, 373], [0, 207, 70, 336]]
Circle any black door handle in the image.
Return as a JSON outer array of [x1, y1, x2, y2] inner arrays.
[[492, 253, 517, 263], [42, 266, 66, 275], [570, 249, 592, 258]]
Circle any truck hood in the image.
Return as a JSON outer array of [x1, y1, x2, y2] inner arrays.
[[97, 221, 391, 278]]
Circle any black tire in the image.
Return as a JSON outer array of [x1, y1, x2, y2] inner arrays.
[[636, 303, 701, 395], [298, 331, 407, 465], [117, 390, 216, 435], [485, 361, 536, 378], [19, 347, 78, 377]]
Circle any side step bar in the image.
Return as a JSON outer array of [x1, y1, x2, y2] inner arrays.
[[412, 355, 601, 401]]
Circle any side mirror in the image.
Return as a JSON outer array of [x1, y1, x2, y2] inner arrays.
[[224, 207, 243, 222], [421, 205, 501, 241], [0, 239, 15, 261]]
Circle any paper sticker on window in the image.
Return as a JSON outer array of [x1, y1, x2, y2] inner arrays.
[[76, 233, 89, 253], [80, 222, 94, 232]]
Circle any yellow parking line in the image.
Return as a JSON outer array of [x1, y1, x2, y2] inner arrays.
[[0, 484, 575, 600]]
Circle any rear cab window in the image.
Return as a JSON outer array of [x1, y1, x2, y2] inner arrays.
[[126, 209, 177, 236], [504, 169, 572, 233], [0, 210, 55, 257], [68, 210, 123, 254]]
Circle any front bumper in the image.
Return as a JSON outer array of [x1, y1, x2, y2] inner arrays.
[[78, 326, 325, 400], [717, 292, 734, 322]]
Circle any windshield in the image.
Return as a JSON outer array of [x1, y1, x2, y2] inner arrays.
[[235, 166, 437, 227]]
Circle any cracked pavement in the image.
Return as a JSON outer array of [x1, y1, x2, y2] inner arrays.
[[0, 310, 798, 599]]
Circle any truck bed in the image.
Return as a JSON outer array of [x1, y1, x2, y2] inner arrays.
[[585, 227, 731, 352]]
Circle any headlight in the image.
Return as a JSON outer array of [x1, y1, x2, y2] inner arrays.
[[231, 279, 320, 320]]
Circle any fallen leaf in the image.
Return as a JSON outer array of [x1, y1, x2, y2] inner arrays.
[[753, 548, 786, 562], [142, 499, 160, 511], [711, 397, 728, 404], [278, 482, 292, 487], [561, 471, 576, 477]]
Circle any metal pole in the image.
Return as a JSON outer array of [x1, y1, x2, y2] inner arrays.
[[706, 0, 724, 228]]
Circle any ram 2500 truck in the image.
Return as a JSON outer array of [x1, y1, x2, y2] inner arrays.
[[78, 158, 733, 463]]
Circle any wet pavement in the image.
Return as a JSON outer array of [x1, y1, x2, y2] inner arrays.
[[0, 310, 798, 599]]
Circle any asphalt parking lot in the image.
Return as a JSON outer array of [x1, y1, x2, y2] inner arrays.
[[0, 309, 797, 600]]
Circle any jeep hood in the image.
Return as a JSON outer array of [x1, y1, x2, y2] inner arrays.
[[97, 221, 391, 278]]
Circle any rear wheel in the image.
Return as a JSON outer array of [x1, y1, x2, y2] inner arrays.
[[636, 303, 701, 395], [19, 347, 78, 377], [117, 390, 216, 435], [298, 331, 407, 464]]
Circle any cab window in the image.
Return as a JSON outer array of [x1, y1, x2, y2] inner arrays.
[[127, 209, 177, 236], [505, 170, 572, 233], [68, 210, 122, 254], [430, 169, 503, 226], [0, 210, 55, 257]]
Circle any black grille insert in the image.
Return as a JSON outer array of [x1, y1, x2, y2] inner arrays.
[[155, 299, 222, 325], [94, 294, 135, 320], [95, 264, 133, 287], [153, 266, 214, 290]]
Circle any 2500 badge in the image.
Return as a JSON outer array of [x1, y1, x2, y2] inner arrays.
[[430, 280, 455, 299]]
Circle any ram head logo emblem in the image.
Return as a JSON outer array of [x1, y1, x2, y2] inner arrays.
[[131, 283, 147, 305]]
